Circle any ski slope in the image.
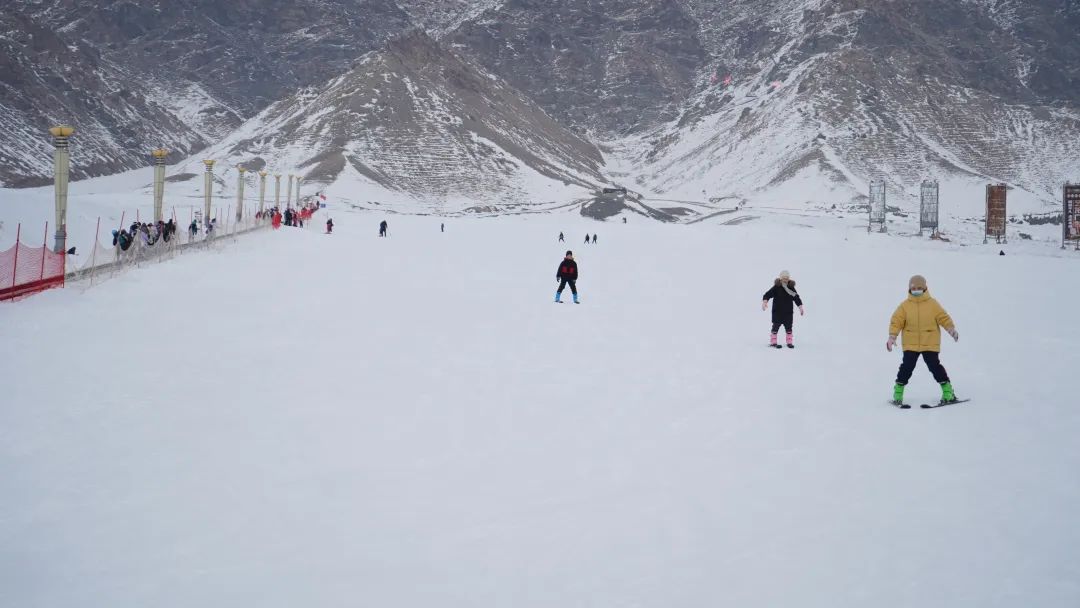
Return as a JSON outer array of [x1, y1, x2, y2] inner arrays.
[[2, 211, 1079, 607]]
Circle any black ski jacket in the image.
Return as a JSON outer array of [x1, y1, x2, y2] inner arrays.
[[557, 259, 578, 281], [763, 280, 802, 322]]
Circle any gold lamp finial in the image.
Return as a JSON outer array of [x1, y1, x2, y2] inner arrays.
[[49, 125, 75, 138]]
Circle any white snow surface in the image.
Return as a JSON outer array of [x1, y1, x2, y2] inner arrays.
[[2, 210, 1080, 607]]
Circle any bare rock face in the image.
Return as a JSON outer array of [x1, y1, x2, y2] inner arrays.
[[446, 0, 711, 134], [196, 31, 604, 207]]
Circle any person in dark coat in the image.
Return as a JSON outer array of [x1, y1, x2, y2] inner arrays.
[[762, 270, 804, 348], [379, 220, 388, 237], [558, 232, 564, 242], [555, 250, 579, 304]]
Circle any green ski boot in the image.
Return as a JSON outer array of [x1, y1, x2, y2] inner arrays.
[[891, 383, 906, 406], [940, 382, 957, 404]]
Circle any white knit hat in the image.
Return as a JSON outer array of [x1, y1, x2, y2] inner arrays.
[[779, 270, 790, 280]]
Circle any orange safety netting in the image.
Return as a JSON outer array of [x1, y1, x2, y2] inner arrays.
[[0, 236, 66, 301]]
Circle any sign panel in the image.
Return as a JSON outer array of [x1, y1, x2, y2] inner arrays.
[[1065, 184, 1080, 244], [920, 181, 939, 232], [985, 184, 1007, 241]]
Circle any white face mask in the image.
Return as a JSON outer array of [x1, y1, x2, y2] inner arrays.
[[910, 289, 925, 296]]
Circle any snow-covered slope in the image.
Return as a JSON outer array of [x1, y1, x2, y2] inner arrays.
[[174, 31, 605, 212], [2, 212, 1079, 607]]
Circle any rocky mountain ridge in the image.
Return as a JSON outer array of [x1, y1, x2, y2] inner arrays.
[[4, 0, 1079, 214]]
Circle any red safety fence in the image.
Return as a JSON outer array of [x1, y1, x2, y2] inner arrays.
[[0, 223, 66, 301]]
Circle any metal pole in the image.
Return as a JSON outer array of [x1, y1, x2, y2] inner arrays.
[[296, 176, 302, 206], [203, 159, 215, 230], [1064, 183, 1069, 250], [274, 174, 281, 209], [236, 166, 246, 224], [259, 171, 267, 216], [11, 223, 20, 288], [287, 174, 294, 209], [151, 149, 168, 222], [40, 222, 49, 280], [89, 217, 100, 285], [49, 126, 74, 253]]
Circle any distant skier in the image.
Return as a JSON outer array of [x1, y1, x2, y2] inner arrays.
[[379, 220, 388, 237], [326, 218, 334, 234], [189, 219, 198, 240], [441, 223, 445, 233], [584, 234, 590, 244], [761, 270, 804, 348], [622, 217, 627, 224], [592, 234, 598, 244], [554, 250, 579, 304], [887, 275, 960, 406], [558, 232, 564, 242]]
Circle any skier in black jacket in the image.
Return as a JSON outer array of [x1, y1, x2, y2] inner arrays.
[[762, 270, 804, 348], [555, 250, 579, 304]]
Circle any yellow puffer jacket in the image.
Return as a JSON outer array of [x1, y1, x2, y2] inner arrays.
[[889, 291, 955, 353]]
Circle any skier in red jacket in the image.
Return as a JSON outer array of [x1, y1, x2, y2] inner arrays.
[[555, 251, 579, 304]]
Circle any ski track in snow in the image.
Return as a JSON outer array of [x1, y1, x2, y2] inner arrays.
[[1, 212, 1079, 607]]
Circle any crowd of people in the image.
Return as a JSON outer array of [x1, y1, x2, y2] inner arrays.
[[112, 219, 180, 252]]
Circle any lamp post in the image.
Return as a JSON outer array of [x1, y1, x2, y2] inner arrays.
[[258, 171, 267, 215], [203, 159, 215, 225], [151, 148, 168, 223], [287, 174, 294, 209], [236, 166, 246, 223], [50, 125, 74, 253], [296, 176, 302, 206], [274, 174, 281, 210]]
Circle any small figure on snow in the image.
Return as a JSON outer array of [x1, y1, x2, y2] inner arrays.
[[326, 218, 334, 234], [762, 270, 804, 348], [558, 232, 565, 242], [584, 234, 590, 244], [887, 275, 960, 406], [592, 234, 598, 244], [441, 223, 445, 233], [555, 250, 579, 304], [379, 220, 388, 237]]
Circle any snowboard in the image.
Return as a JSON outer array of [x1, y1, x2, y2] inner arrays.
[[888, 401, 912, 409]]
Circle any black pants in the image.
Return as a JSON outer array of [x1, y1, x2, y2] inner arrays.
[[770, 317, 793, 334], [557, 279, 577, 295], [896, 351, 950, 385]]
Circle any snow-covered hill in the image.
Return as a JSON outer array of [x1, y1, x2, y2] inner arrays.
[[607, 0, 1080, 209], [2, 211, 1078, 607], [0, 0, 414, 186], [172, 31, 605, 212]]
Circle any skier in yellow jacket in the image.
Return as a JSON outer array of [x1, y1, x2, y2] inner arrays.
[[887, 274, 960, 405]]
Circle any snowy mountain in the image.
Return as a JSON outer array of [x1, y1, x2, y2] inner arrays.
[[179, 31, 604, 211], [4, 0, 1080, 216], [0, 0, 414, 186], [617, 0, 1080, 207], [433, 0, 1080, 210]]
